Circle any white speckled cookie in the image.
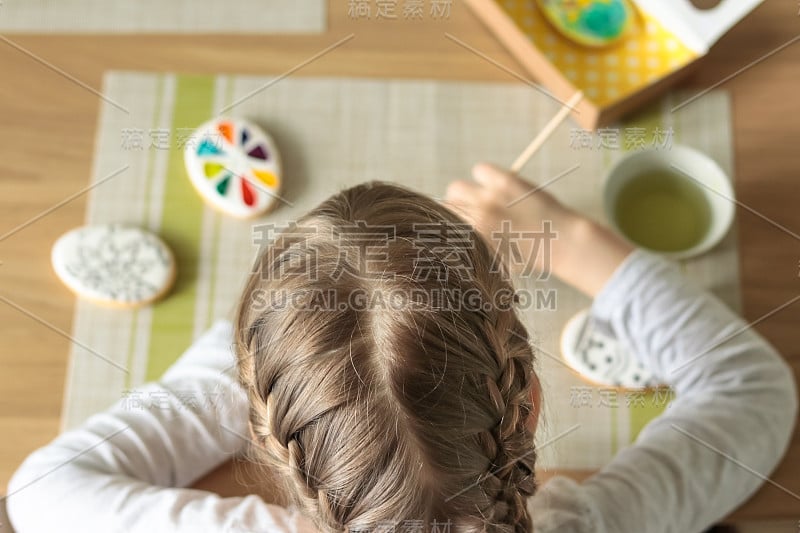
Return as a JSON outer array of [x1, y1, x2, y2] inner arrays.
[[560, 308, 661, 389], [51, 225, 175, 308], [184, 117, 282, 218]]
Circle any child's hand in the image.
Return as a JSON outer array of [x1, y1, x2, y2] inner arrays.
[[444, 163, 574, 276], [444, 163, 634, 297]]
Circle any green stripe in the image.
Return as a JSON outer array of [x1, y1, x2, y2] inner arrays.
[[621, 100, 662, 145], [622, 97, 676, 441], [145, 74, 216, 381], [629, 390, 672, 441]]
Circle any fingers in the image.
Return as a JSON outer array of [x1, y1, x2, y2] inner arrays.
[[443, 180, 486, 229], [448, 164, 520, 199], [472, 163, 513, 190], [444, 179, 482, 205], [473, 162, 538, 200]]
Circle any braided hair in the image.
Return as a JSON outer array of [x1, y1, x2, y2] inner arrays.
[[235, 182, 538, 532]]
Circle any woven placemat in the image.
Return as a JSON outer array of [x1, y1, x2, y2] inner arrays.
[[62, 71, 738, 469]]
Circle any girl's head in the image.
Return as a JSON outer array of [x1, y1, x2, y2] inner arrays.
[[235, 182, 538, 533]]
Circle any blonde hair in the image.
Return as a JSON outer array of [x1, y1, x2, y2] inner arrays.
[[235, 182, 537, 533]]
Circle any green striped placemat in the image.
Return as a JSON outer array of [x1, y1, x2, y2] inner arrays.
[[62, 71, 738, 470]]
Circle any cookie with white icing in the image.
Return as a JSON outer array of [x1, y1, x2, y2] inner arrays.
[[52, 225, 175, 308], [560, 308, 661, 389], [184, 117, 282, 218]]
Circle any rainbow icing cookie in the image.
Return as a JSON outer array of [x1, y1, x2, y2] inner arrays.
[[560, 308, 660, 389], [184, 117, 282, 218], [51, 224, 175, 308], [536, 0, 634, 48]]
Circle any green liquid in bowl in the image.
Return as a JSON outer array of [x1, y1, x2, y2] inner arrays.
[[613, 170, 712, 252]]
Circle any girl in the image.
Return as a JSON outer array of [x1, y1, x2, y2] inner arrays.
[[6, 164, 797, 533]]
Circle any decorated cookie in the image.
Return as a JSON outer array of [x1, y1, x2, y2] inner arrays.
[[184, 117, 282, 218], [537, 0, 635, 48], [560, 308, 660, 389], [51, 225, 175, 308]]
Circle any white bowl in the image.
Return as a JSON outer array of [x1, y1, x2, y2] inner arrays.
[[602, 145, 735, 260]]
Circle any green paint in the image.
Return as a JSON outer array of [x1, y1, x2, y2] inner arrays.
[[145, 74, 215, 381], [216, 174, 231, 195]]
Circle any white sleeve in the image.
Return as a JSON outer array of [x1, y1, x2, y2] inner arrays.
[[529, 250, 798, 533], [5, 320, 314, 533]]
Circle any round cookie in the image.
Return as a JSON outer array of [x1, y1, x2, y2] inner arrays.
[[560, 308, 660, 389], [537, 0, 634, 48], [51, 224, 175, 309], [184, 117, 282, 218]]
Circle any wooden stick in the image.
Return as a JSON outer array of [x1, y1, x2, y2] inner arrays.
[[510, 91, 584, 174]]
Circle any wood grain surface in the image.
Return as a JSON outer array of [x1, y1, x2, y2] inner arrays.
[[1, 0, 799, 523]]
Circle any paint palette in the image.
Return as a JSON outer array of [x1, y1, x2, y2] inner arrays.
[[184, 117, 282, 218], [560, 308, 661, 389]]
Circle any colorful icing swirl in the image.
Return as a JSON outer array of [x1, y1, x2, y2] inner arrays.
[[184, 118, 282, 218]]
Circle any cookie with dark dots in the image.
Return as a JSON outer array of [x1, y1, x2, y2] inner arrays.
[[560, 308, 661, 389]]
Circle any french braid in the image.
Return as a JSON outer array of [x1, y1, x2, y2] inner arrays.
[[235, 182, 539, 533]]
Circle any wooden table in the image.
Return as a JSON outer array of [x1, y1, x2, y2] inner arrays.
[[1, 0, 798, 525]]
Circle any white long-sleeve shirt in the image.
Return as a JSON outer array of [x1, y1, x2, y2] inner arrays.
[[5, 250, 798, 533]]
